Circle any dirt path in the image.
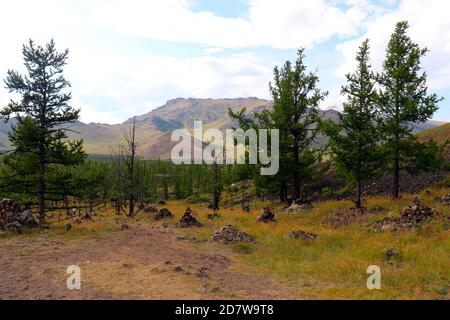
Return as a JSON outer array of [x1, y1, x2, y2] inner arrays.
[[0, 222, 299, 299]]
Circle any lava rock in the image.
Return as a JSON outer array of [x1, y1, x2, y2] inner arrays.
[[285, 201, 313, 213], [0, 199, 37, 230], [257, 207, 276, 223], [173, 266, 183, 272], [82, 212, 92, 220], [211, 225, 255, 243], [370, 202, 434, 232], [289, 230, 318, 240], [177, 207, 203, 228], [154, 208, 173, 221], [441, 194, 450, 206], [384, 248, 399, 261]]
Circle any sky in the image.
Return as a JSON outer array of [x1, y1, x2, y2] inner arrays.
[[0, 0, 449, 124]]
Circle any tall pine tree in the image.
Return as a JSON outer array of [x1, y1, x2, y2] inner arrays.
[[230, 49, 327, 202], [1, 39, 85, 224], [378, 21, 442, 198], [324, 39, 381, 208]]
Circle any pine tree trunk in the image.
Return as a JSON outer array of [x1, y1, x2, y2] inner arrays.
[[38, 146, 45, 225], [279, 181, 286, 202], [393, 156, 400, 199], [356, 179, 362, 209], [292, 136, 300, 201]]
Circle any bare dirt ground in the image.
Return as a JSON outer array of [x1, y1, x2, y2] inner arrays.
[[0, 221, 299, 300]]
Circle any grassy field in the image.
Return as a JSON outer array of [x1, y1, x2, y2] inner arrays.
[[178, 187, 450, 299], [1, 181, 449, 300]]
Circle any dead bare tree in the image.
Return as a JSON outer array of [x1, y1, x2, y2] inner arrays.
[[211, 150, 221, 214], [122, 117, 137, 216]]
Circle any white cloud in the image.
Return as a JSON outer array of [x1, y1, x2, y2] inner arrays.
[[82, 0, 375, 49], [68, 52, 272, 123], [203, 47, 223, 55], [335, 0, 450, 87], [1, 0, 449, 123]]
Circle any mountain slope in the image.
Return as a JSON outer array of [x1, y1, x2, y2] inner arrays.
[[417, 122, 450, 159], [0, 97, 447, 159]]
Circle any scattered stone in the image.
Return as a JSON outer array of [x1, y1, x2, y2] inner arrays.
[[173, 266, 183, 272], [154, 208, 173, 221], [384, 248, 399, 261], [196, 267, 209, 278], [285, 201, 313, 213], [64, 223, 72, 231], [412, 195, 421, 205], [289, 230, 318, 240], [122, 261, 134, 268], [120, 224, 130, 230], [441, 194, 450, 206], [162, 222, 168, 228], [242, 205, 251, 212], [0, 199, 37, 231], [370, 201, 434, 232], [82, 212, 91, 220], [177, 208, 203, 228], [257, 207, 276, 223], [165, 260, 172, 265], [444, 216, 450, 230], [211, 225, 255, 243]]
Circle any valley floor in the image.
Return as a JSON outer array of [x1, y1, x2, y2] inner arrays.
[[0, 184, 449, 300]]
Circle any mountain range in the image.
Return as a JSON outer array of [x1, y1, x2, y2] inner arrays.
[[0, 97, 447, 159]]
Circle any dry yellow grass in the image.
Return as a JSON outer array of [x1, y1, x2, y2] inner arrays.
[[1, 183, 448, 300], [168, 185, 449, 300]]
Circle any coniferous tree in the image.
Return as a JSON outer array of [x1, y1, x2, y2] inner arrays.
[[324, 39, 381, 208], [230, 48, 327, 202], [1, 39, 85, 224], [378, 21, 443, 198]]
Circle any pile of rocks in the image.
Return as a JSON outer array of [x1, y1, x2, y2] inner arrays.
[[211, 225, 255, 243], [371, 197, 434, 232], [441, 194, 450, 206], [0, 199, 37, 230], [285, 200, 313, 213], [154, 208, 173, 221], [257, 207, 276, 223], [289, 230, 318, 240], [178, 207, 203, 228]]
